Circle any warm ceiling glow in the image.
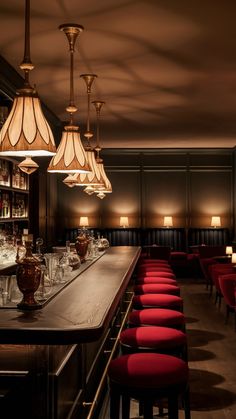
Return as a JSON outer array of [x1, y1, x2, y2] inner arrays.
[[211, 216, 221, 228], [120, 216, 129, 228], [163, 216, 173, 228]]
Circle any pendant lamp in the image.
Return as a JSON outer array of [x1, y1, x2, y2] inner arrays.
[[47, 24, 90, 174], [91, 101, 112, 196], [0, 0, 56, 173], [69, 74, 104, 187]]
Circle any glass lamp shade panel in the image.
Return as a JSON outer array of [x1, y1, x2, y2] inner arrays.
[[226, 246, 233, 255], [79, 216, 89, 227], [73, 149, 103, 186], [47, 125, 90, 173], [211, 216, 221, 228], [84, 185, 95, 195], [0, 90, 56, 157], [163, 216, 173, 227], [63, 173, 77, 187], [18, 156, 39, 174], [120, 217, 129, 228], [97, 192, 106, 199], [94, 161, 112, 193], [231, 253, 236, 264]]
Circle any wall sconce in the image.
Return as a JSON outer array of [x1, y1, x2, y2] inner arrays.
[[163, 216, 173, 228], [79, 216, 89, 229], [211, 216, 221, 228], [226, 246, 233, 257], [120, 217, 129, 228], [231, 253, 236, 266]]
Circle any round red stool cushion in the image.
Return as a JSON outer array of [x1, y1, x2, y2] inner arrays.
[[120, 326, 186, 350], [143, 271, 176, 278], [136, 277, 177, 285], [134, 283, 180, 296], [133, 294, 183, 310], [128, 308, 185, 328], [138, 264, 171, 271], [139, 267, 173, 273], [108, 353, 188, 389], [138, 259, 170, 265]]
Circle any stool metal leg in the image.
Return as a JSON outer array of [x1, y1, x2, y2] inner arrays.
[[110, 385, 120, 419], [143, 400, 153, 419], [168, 395, 179, 419], [122, 394, 130, 419], [183, 387, 191, 419]]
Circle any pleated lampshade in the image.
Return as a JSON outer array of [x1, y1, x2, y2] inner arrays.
[[73, 147, 103, 186], [47, 125, 90, 173], [94, 159, 112, 193], [0, 89, 56, 157]]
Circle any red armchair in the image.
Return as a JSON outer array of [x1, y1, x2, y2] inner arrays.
[[218, 273, 236, 330]]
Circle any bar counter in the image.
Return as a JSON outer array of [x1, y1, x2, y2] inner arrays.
[[0, 246, 140, 344], [0, 246, 141, 419]]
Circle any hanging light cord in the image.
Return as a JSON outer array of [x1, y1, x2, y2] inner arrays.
[[92, 101, 105, 159], [80, 74, 97, 146], [20, 0, 34, 87], [60, 24, 83, 125]]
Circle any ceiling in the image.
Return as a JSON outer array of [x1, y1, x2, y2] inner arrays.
[[0, 0, 236, 149]]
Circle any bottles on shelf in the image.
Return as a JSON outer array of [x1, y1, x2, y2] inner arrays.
[[12, 163, 27, 190], [0, 191, 10, 218], [0, 159, 10, 187], [12, 193, 27, 218], [0, 158, 29, 231]]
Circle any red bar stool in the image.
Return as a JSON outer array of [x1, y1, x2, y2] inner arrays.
[[120, 326, 187, 360], [133, 294, 183, 311], [136, 277, 177, 285], [108, 353, 190, 419], [138, 259, 170, 265], [138, 266, 173, 275], [142, 271, 176, 278], [134, 283, 180, 296], [139, 266, 174, 274], [128, 308, 185, 331]]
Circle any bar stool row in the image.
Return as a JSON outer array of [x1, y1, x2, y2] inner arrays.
[[107, 257, 191, 419]]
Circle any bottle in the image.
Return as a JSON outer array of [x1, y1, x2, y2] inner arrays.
[[15, 166, 20, 188], [19, 198, 25, 217], [1, 161, 8, 185], [2, 193, 9, 218], [20, 171, 25, 189], [0, 191, 2, 218], [0, 160, 3, 184], [12, 164, 16, 188]]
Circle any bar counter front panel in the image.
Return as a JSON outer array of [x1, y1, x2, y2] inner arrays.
[[0, 246, 141, 419]]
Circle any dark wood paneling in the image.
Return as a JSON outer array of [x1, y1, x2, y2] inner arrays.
[[188, 228, 231, 246], [44, 149, 234, 246], [189, 171, 232, 228], [189, 152, 232, 167], [143, 170, 187, 228], [100, 170, 141, 228]]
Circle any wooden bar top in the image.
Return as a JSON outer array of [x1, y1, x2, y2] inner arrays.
[[0, 246, 140, 345]]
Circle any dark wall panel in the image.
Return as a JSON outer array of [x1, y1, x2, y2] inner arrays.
[[189, 171, 232, 228], [100, 170, 141, 228], [53, 149, 234, 245], [56, 174, 101, 233], [143, 171, 187, 228]]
